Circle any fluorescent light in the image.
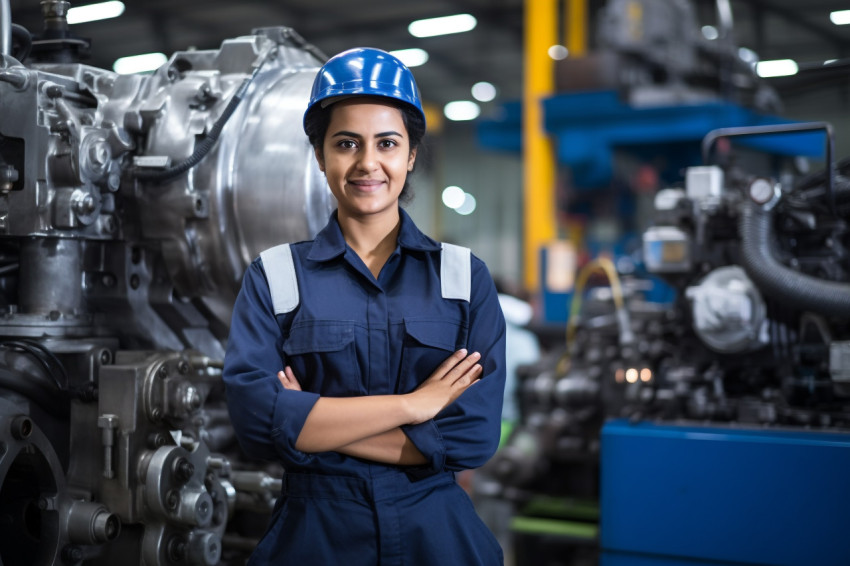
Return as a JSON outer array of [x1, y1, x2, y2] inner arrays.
[[442, 186, 466, 209], [825, 59, 838, 65], [756, 59, 798, 78], [830, 10, 850, 25], [113, 52, 168, 75], [444, 101, 480, 121], [738, 47, 758, 64], [389, 48, 429, 67], [67, 1, 125, 24], [409, 14, 476, 38], [456, 193, 477, 215], [471, 81, 496, 102], [548, 45, 568, 60]]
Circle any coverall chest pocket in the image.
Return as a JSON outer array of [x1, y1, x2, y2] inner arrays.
[[398, 318, 467, 394], [282, 321, 363, 396]]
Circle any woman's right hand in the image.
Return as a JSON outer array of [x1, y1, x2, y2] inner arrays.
[[404, 349, 483, 425]]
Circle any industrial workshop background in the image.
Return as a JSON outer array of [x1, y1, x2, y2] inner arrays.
[[0, 0, 848, 565]]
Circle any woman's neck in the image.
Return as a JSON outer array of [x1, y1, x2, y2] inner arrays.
[[338, 209, 401, 279]]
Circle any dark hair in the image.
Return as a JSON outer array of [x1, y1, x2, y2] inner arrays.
[[304, 97, 426, 204]]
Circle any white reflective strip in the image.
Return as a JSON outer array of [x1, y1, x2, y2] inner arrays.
[[259, 244, 299, 314], [441, 243, 471, 302]]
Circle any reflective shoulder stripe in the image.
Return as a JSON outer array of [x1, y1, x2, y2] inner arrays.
[[440, 242, 471, 302], [259, 243, 299, 314]]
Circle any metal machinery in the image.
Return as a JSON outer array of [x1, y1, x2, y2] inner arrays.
[[478, 1, 850, 565], [487, 128, 850, 564], [0, 2, 334, 564]]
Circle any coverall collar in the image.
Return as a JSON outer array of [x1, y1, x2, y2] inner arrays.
[[307, 208, 441, 262]]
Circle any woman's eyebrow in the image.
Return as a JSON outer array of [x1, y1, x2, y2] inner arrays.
[[331, 130, 362, 138], [330, 130, 403, 138]]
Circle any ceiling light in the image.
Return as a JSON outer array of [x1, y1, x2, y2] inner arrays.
[[738, 47, 758, 64], [830, 10, 850, 25], [456, 193, 477, 215], [113, 52, 168, 75], [471, 82, 496, 102], [548, 45, 568, 60], [443, 101, 480, 121], [701, 25, 719, 40], [442, 186, 466, 209], [409, 14, 477, 38], [389, 48, 429, 68], [756, 59, 798, 78], [67, 1, 125, 25]]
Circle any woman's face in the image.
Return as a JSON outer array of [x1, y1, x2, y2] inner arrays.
[[315, 99, 417, 222]]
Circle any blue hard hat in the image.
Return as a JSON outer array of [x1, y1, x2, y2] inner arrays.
[[304, 47, 426, 131]]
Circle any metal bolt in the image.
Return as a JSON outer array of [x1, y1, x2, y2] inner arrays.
[[165, 489, 180, 511], [148, 433, 169, 448], [167, 537, 186, 562], [87, 140, 110, 168], [61, 544, 83, 564], [177, 360, 189, 374], [173, 457, 195, 484], [158, 365, 168, 379], [98, 414, 119, 479], [10, 415, 32, 440]]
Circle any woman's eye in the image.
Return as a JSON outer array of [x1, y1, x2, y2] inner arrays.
[[338, 140, 357, 149], [379, 139, 397, 149]]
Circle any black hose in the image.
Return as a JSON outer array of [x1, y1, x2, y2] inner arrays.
[[0, 367, 69, 417], [133, 63, 263, 184], [738, 203, 850, 317], [0, 339, 69, 391], [10, 23, 31, 62]]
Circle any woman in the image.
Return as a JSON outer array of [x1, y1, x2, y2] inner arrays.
[[223, 47, 506, 565]]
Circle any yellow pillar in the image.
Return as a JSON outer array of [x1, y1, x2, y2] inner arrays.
[[564, 0, 588, 249], [566, 0, 588, 58], [523, 0, 558, 291]]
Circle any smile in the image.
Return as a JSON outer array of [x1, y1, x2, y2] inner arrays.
[[348, 180, 385, 192]]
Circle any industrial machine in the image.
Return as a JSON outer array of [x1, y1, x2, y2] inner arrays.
[[488, 122, 850, 564], [0, 2, 334, 564]]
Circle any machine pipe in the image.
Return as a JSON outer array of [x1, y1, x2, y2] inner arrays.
[[738, 203, 850, 317], [0, 0, 10, 56]]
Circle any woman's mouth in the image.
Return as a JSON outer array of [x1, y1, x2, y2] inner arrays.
[[349, 179, 384, 192]]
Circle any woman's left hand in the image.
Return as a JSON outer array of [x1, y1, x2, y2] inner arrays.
[[278, 367, 302, 391]]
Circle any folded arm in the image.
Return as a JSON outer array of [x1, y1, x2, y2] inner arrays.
[[278, 348, 482, 457]]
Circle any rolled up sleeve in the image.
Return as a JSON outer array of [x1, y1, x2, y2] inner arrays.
[[403, 258, 507, 472], [222, 260, 319, 468]]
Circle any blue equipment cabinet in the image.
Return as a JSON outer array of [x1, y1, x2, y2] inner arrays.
[[600, 419, 850, 566]]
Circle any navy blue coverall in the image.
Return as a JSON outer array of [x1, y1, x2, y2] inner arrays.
[[223, 208, 507, 565]]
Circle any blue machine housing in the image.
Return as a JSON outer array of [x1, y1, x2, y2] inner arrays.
[[600, 419, 850, 566]]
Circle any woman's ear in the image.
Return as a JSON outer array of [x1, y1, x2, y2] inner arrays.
[[407, 147, 417, 172], [314, 146, 325, 172]]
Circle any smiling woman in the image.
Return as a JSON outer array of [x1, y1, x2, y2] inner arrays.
[[222, 47, 507, 565]]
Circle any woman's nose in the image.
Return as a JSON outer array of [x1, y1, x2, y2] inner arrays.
[[356, 145, 378, 171]]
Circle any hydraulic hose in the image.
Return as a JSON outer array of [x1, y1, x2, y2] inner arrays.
[[11, 23, 32, 62], [738, 202, 850, 317], [0, 366, 69, 417], [133, 58, 266, 184]]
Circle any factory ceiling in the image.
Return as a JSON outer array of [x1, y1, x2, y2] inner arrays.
[[7, 0, 850, 118]]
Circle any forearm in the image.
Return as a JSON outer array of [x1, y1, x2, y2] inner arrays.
[[336, 428, 427, 465], [294, 395, 413, 453]]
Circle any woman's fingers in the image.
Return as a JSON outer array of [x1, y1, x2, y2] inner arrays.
[[444, 351, 481, 384], [278, 366, 303, 391], [431, 348, 468, 379]]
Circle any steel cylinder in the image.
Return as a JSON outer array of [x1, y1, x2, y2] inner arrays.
[[18, 237, 83, 315]]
